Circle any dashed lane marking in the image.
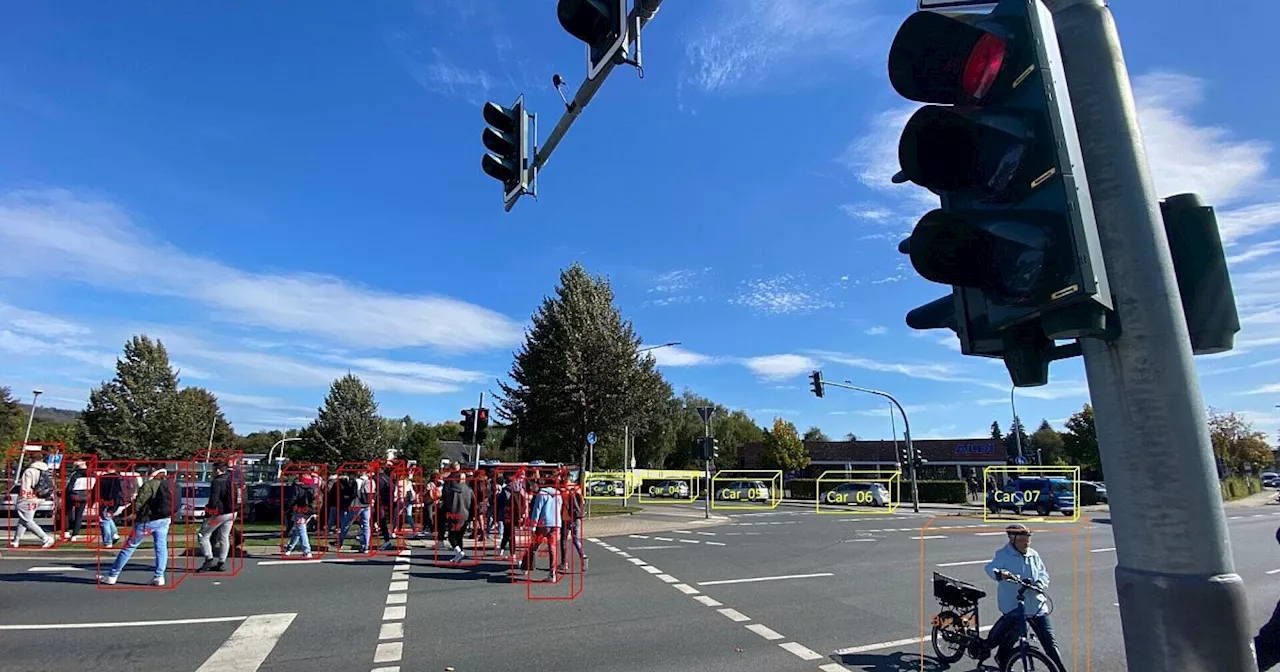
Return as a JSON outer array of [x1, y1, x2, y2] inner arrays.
[[718, 608, 750, 622], [369, 550, 411, 672], [832, 626, 993, 655], [746, 623, 785, 641], [697, 572, 833, 587], [195, 613, 297, 672], [780, 642, 824, 661]]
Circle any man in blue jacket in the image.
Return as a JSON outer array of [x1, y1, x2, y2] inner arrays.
[[983, 523, 1066, 671], [522, 472, 562, 582]]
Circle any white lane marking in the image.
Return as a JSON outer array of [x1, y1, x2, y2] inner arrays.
[[842, 539, 877, 543], [373, 642, 403, 664], [910, 535, 946, 540], [1090, 547, 1117, 553], [616, 551, 632, 557], [256, 558, 358, 566], [694, 595, 722, 607], [975, 532, 1006, 536], [779, 642, 823, 661], [674, 530, 692, 534], [746, 623, 784, 641], [371, 667, 400, 672], [627, 558, 646, 565], [0, 615, 247, 630], [1266, 568, 1280, 575], [819, 664, 852, 672], [386, 593, 407, 604], [26, 566, 86, 572], [718, 608, 750, 622], [629, 534, 651, 539], [383, 606, 406, 620], [698, 572, 834, 586], [388, 581, 408, 592], [628, 545, 682, 550], [657, 574, 679, 583], [390, 571, 410, 581], [587, 537, 601, 542], [641, 566, 662, 574], [674, 583, 700, 595], [1228, 516, 1242, 520], [937, 560, 988, 568], [379, 622, 404, 640], [696, 531, 716, 536], [833, 626, 993, 655], [705, 541, 727, 546], [195, 613, 297, 672], [677, 539, 699, 544], [654, 537, 675, 542]]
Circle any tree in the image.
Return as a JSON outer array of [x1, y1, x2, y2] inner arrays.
[[760, 417, 810, 472], [236, 430, 286, 455], [1062, 404, 1101, 478], [715, 410, 765, 469], [0, 387, 24, 447], [167, 387, 236, 456], [497, 263, 669, 471], [990, 421, 1003, 443], [844, 432, 858, 441], [81, 335, 193, 459], [402, 421, 442, 470], [1208, 409, 1273, 475], [803, 426, 830, 442], [298, 374, 384, 465], [1030, 419, 1066, 465], [1004, 416, 1030, 460]]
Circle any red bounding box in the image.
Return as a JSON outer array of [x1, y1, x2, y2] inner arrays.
[[94, 459, 192, 590], [188, 450, 244, 578], [391, 464, 425, 543], [334, 462, 378, 556], [278, 462, 329, 560], [4, 442, 69, 550], [517, 469, 583, 601], [370, 460, 406, 557], [433, 468, 484, 566]]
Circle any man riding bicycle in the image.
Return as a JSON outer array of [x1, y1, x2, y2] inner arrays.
[[984, 523, 1067, 671]]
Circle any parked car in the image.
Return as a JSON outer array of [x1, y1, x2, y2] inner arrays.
[[987, 477, 1076, 517], [1091, 481, 1108, 503], [715, 480, 770, 502], [586, 479, 624, 497], [824, 481, 891, 507], [175, 482, 211, 523], [646, 480, 691, 499], [1262, 473, 1279, 489]]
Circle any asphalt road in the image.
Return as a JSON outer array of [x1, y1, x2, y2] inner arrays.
[[3, 501, 1280, 672]]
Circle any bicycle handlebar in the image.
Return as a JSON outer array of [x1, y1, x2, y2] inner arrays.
[[998, 572, 1045, 594]]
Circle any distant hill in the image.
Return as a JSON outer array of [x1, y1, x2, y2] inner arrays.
[[35, 407, 81, 425]]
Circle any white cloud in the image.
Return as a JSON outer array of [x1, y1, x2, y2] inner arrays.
[[386, 32, 497, 104], [1238, 383, 1280, 396], [211, 391, 312, 414], [864, 326, 888, 336], [649, 269, 708, 294], [812, 351, 963, 382], [1002, 382, 1090, 401], [915, 424, 959, 440], [647, 346, 716, 367], [683, 0, 890, 94], [742, 354, 818, 380], [172, 362, 217, 381], [732, 275, 833, 314], [0, 190, 524, 352], [853, 403, 949, 418]]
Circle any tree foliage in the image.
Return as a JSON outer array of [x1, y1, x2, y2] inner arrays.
[[1030, 419, 1066, 466], [1208, 409, 1273, 474], [298, 374, 383, 465], [1062, 404, 1101, 478], [0, 387, 23, 447], [497, 263, 668, 469], [803, 426, 830, 442], [1004, 416, 1030, 459], [761, 417, 810, 472], [990, 421, 1003, 443]]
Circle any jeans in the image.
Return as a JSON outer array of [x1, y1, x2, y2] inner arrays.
[[108, 518, 170, 579], [991, 609, 1066, 672], [285, 514, 312, 555], [198, 512, 236, 562], [337, 507, 370, 551], [99, 512, 118, 546], [558, 518, 585, 568]]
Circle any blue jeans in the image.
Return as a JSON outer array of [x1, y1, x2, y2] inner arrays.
[[108, 518, 170, 578], [99, 512, 118, 546], [285, 514, 312, 554], [337, 507, 370, 551]]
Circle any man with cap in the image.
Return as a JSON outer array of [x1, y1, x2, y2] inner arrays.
[[983, 523, 1066, 671], [196, 461, 238, 572], [100, 467, 176, 586]]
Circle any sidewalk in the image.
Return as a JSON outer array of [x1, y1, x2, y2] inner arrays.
[[1223, 490, 1277, 508]]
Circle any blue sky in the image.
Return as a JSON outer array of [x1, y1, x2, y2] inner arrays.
[[2, 0, 1278, 443]]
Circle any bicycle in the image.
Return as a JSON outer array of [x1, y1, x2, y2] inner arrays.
[[931, 571, 1061, 671]]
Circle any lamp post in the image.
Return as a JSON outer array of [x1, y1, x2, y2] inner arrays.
[[268, 437, 302, 481], [626, 341, 681, 509], [14, 389, 43, 481], [839, 381, 919, 513], [1010, 387, 1028, 463]]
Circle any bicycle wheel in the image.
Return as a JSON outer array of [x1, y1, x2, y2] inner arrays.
[[1001, 647, 1057, 672], [930, 610, 968, 664]]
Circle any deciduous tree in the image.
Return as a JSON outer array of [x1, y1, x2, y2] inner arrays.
[[1062, 404, 1101, 478], [761, 417, 810, 472], [803, 426, 830, 442], [1208, 409, 1273, 475], [1030, 419, 1066, 466]]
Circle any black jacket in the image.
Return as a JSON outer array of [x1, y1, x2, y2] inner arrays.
[[208, 473, 234, 516], [98, 473, 124, 508]]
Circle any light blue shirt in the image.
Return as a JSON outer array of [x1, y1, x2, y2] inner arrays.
[[984, 543, 1050, 617]]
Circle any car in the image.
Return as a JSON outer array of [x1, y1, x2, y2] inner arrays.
[[1262, 473, 1279, 489], [586, 479, 624, 497], [646, 480, 691, 499], [1090, 481, 1108, 503], [824, 481, 891, 507], [715, 480, 770, 502], [987, 477, 1076, 517], [175, 482, 211, 523]]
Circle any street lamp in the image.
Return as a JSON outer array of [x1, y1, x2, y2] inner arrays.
[[268, 437, 302, 481], [841, 381, 920, 513], [625, 341, 682, 509], [14, 389, 43, 480], [1009, 387, 1030, 464]]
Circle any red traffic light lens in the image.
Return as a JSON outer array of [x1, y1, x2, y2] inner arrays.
[[962, 33, 1006, 102]]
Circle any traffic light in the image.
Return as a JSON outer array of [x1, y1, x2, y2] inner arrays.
[[898, 443, 910, 467], [475, 408, 490, 444], [912, 446, 928, 469], [460, 409, 476, 445], [809, 370, 825, 398], [557, 0, 628, 80], [891, 0, 1113, 387], [481, 95, 531, 206]]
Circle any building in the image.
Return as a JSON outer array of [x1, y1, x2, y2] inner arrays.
[[739, 438, 1010, 482]]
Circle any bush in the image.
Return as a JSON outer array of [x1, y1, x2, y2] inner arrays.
[[1221, 475, 1263, 501]]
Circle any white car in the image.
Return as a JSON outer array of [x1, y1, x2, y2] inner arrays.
[[715, 480, 770, 502], [175, 482, 211, 523], [647, 480, 691, 499], [587, 479, 624, 497], [824, 481, 891, 507]]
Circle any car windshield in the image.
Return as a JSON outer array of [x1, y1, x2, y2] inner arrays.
[[1051, 481, 1073, 494]]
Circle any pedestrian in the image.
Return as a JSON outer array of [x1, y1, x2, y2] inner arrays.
[[522, 471, 562, 583], [441, 464, 474, 563], [9, 458, 56, 548], [196, 462, 237, 573], [64, 460, 92, 542], [96, 466, 125, 548], [283, 472, 319, 558], [494, 476, 513, 558], [99, 467, 176, 586], [558, 481, 587, 573], [375, 464, 395, 550], [983, 523, 1066, 671], [336, 471, 372, 553], [1256, 527, 1280, 670], [325, 475, 341, 535]]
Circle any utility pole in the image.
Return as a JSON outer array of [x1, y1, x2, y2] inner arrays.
[[1050, 0, 1254, 668], [824, 380, 920, 514], [1009, 388, 1024, 461], [14, 389, 42, 481], [473, 392, 485, 468]]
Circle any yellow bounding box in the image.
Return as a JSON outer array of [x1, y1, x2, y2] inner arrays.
[[637, 472, 699, 504], [816, 470, 901, 515], [711, 470, 782, 510], [982, 465, 1081, 523], [584, 470, 633, 500]]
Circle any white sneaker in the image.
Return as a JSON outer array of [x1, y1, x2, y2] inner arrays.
[[8, 541, 18, 549], [285, 550, 296, 557], [62, 531, 71, 540], [451, 548, 464, 563], [99, 574, 117, 585], [150, 576, 165, 586], [302, 552, 313, 559], [40, 538, 54, 548]]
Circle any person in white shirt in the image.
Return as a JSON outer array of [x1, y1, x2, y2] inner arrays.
[[10, 460, 55, 548], [983, 523, 1066, 671]]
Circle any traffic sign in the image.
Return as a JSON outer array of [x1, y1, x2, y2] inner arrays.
[[1014, 456, 1028, 465], [696, 406, 713, 424], [47, 454, 62, 468], [587, 432, 597, 446]]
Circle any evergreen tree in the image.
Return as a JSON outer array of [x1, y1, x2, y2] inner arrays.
[[169, 387, 236, 456], [81, 335, 195, 459], [1004, 416, 1030, 459], [0, 387, 24, 447], [497, 263, 668, 470], [990, 420, 1003, 443], [299, 374, 383, 465]]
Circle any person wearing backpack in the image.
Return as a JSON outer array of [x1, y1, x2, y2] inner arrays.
[[336, 472, 372, 553], [196, 462, 237, 573], [282, 472, 319, 558], [9, 459, 55, 548], [521, 472, 562, 583], [99, 467, 176, 586], [63, 460, 92, 542], [558, 482, 587, 574]]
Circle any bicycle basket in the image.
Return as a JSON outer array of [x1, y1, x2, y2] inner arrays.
[[933, 572, 986, 607]]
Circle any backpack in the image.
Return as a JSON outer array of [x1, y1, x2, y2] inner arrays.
[[34, 468, 55, 499]]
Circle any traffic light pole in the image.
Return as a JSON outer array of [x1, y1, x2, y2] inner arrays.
[[532, 0, 664, 174], [826, 381, 920, 514], [473, 392, 484, 468], [1049, 0, 1255, 668], [703, 419, 712, 520]]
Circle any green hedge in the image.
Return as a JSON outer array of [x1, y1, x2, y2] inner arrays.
[[785, 479, 967, 504], [1221, 476, 1262, 501]]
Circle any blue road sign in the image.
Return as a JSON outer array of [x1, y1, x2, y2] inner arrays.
[[1014, 456, 1028, 465], [587, 432, 597, 446], [47, 454, 63, 468]]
